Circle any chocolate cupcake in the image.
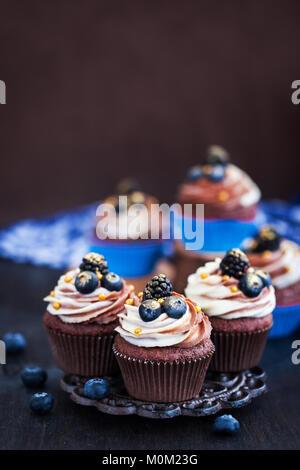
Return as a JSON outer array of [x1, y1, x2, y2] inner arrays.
[[113, 274, 214, 402], [43, 252, 134, 377], [185, 249, 275, 372], [89, 179, 169, 282], [246, 226, 300, 338], [174, 146, 261, 292]]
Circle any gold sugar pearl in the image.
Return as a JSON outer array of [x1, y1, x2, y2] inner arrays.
[[196, 306, 202, 313], [129, 285, 135, 292], [134, 328, 142, 335], [126, 298, 134, 305], [218, 190, 229, 202], [230, 286, 239, 293], [50, 290, 55, 297], [96, 272, 103, 280], [98, 293, 106, 300], [64, 275, 72, 283], [202, 164, 212, 175], [285, 266, 291, 273], [53, 302, 61, 310], [158, 298, 164, 305], [137, 292, 143, 298], [262, 250, 271, 259], [201, 272, 208, 279], [222, 275, 229, 282]]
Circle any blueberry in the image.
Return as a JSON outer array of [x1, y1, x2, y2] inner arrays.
[[162, 296, 187, 319], [139, 299, 162, 322], [21, 366, 47, 388], [213, 414, 240, 435], [238, 272, 264, 298], [83, 378, 110, 399], [254, 269, 272, 287], [3, 332, 26, 354], [206, 164, 226, 182], [30, 392, 54, 415], [187, 166, 203, 181], [75, 270, 99, 294], [102, 272, 123, 291]]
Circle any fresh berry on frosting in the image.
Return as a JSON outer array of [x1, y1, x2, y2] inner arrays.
[[238, 272, 264, 298], [102, 272, 123, 292], [139, 299, 162, 322], [143, 274, 173, 300], [251, 226, 281, 253], [254, 269, 272, 287], [163, 296, 187, 319], [187, 165, 203, 181], [206, 164, 226, 182], [220, 248, 250, 279], [79, 252, 109, 275], [205, 145, 229, 166], [75, 270, 99, 294]]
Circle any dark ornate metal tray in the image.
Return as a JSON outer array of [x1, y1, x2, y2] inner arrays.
[[60, 366, 267, 419]]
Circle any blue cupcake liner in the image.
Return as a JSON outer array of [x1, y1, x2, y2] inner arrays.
[[173, 210, 264, 253], [268, 304, 300, 339], [89, 239, 171, 278]]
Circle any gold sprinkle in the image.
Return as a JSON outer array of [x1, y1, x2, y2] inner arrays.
[[201, 272, 208, 279], [262, 250, 271, 259], [98, 293, 106, 300], [134, 328, 142, 335], [64, 275, 72, 283], [222, 275, 229, 282], [196, 306, 202, 313], [138, 292, 143, 298], [129, 285, 135, 292], [218, 190, 229, 202], [285, 266, 291, 273], [126, 298, 134, 305], [158, 298, 164, 305], [96, 272, 103, 280], [50, 290, 55, 297], [53, 302, 61, 310], [230, 286, 238, 293]]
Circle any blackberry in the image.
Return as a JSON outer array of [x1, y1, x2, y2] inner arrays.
[[220, 248, 250, 279], [205, 145, 229, 166], [79, 252, 109, 275], [252, 226, 281, 253], [143, 274, 173, 301]]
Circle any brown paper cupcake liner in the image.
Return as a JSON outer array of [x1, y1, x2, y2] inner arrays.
[[209, 326, 272, 372], [45, 326, 119, 377], [113, 344, 214, 403]]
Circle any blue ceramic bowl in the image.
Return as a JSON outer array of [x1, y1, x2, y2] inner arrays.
[[268, 304, 300, 339], [89, 239, 172, 278]]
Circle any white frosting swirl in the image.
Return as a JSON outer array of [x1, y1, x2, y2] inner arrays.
[[115, 294, 212, 348], [185, 259, 275, 320], [44, 268, 130, 324]]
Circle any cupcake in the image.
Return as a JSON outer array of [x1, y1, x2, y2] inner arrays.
[[89, 178, 173, 291], [113, 274, 214, 402], [174, 146, 261, 292], [245, 226, 300, 338], [185, 249, 275, 372], [43, 252, 134, 377]]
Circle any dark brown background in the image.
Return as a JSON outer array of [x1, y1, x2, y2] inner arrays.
[[1, 0, 300, 225]]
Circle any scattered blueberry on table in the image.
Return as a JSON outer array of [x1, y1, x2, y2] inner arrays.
[[21, 366, 47, 388], [213, 414, 240, 435], [29, 392, 54, 415], [3, 332, 26, 354], [83, 378, 110, 400]]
